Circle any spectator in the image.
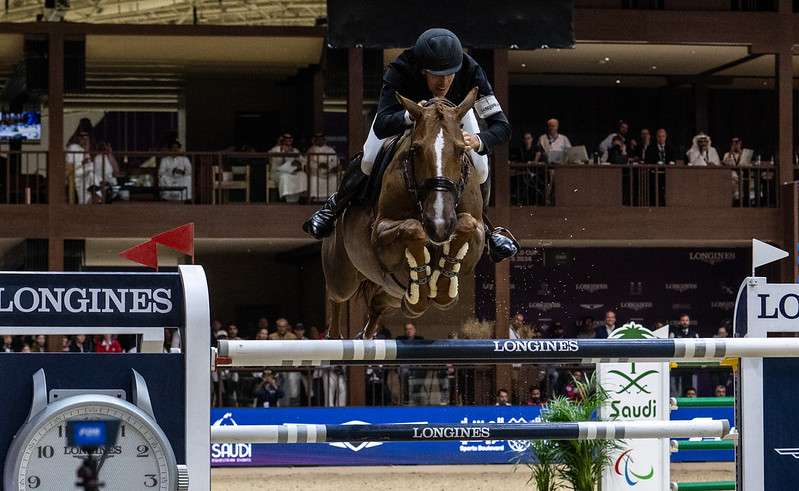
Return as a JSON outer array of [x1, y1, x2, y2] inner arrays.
[[645, 128, 678, 165], [634, 128, 652, 163], [93, 141, 121, 201], [599, 120, 629, 161], [714, 384, 727, 397], [714, 326, 729, 338], [576, 316, 596, 339], [550, 322, 565, 339], [397, 322, 423, 341], [269, 133, 307, 203], [255, 328, 270, 340], [519, 132, 536, 162], [687, 133, 720, 166], [30, 335, 46, 352], [211, 320, 223, 337], [671, 314, 699, 338], [20, 344, 31, 352], [564, 370, 584, 400], [95, 334, 123, 353], [684, 387, 698, 398], [536, 118, 572, 164], [308, 325, 323, 340], [227, 324, 241, 340], [722, 137, 751, 166], [158, 139, 192, 201], [606, 135, 628, 165], [397, 323, 424, 403], [373, 323, 392, 340], [306, 132, 339, 202], [598, 310, 616, 339], [68, 335, 92, 353], [1, 335, 14, 352], [293, 323, 308, 340], [256, 317, 270, 334], [527, 386, 544, 406], [66, 129, 102, 205], [254, 371, 284, 408], [269, 318, 298, 340], [495, 388, 511, 406]]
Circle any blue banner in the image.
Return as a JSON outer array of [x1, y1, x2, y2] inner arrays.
[[210, 406, 733, 466]]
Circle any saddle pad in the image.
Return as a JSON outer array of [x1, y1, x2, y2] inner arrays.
[[358, 133, 405, 207]]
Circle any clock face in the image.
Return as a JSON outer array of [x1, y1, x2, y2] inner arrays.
[[10, 400, 174, 491]]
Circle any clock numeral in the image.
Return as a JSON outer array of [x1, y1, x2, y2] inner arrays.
[[136, 444, 150, 458], [143, 474, 158, 488], [27, 476, 41, 489], [36, 446, 54, 459]]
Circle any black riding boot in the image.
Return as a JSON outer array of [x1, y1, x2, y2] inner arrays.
[[481, 180, 519, 262], [302, 155, 369, 239]]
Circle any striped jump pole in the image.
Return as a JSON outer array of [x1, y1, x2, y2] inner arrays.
[[214, 338, 799, 367], [670, 397, 735, 409], [210, 420, 730, 444]]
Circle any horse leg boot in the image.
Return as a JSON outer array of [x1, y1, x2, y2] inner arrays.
[[429, 213, 479, 309], [303, 154, 369, 239], [480, 179, 519, 262]]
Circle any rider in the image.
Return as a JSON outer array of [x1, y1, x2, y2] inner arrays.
[[303, 28, 518, 262]]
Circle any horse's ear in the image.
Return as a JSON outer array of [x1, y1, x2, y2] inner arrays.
[[396, 92, 422, 121], [455, 87, 479, 120]]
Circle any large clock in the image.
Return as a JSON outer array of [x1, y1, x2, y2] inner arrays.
[[3, 369, 187, 491]]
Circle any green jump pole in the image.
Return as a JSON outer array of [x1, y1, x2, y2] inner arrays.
[[671, 397, 734, 408], [671, 439, 735, 451], [671, 481, 735, 491]]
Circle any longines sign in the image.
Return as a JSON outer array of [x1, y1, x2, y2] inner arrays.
[[0, 272, 184, 327]]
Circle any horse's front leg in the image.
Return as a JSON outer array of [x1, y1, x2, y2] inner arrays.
[[429, 213, 479, 308], [372, 217, 431, 316]]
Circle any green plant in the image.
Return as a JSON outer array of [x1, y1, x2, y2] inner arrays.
[[527, 439, 560, 491], [539, 373, 621, 491]]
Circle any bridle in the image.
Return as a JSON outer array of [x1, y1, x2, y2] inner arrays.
[[401, 98, 471, 220]]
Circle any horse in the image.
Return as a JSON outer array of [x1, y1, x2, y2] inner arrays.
[[322, 87, 485, 339]]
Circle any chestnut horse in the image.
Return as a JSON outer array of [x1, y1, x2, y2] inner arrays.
[[323, 88, 485, 339]]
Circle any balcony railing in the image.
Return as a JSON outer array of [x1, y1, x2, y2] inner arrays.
[[510, 162, 780, 208], [0, 151, 48, 204]]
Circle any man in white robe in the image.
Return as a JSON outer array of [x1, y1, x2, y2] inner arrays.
[[686, 133, 721, 166], [268, 133, 307, 203], [158, 140, 192, 201], [306, 133, 339, 201]]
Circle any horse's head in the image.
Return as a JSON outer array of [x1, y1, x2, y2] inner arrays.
[[396, 87, 478, 244]]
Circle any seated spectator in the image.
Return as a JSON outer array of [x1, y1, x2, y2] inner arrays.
[[269, 133, 307, 203], [576, 316, 596, 338], [254, 370, 284, 407], [564, 370, 584, 400], [686, 133, 720, 166], [255, 328, 270, 340], [256, 317, 270, 334], [495, 388, 511, 406], [68, 334, 93, 353], [684, 387, 698, 398], [95, 334, 123, 353], [598, 310, 616, 339], [527, 386, 544, 406], [722, 137, 752, 166], [226, 323, 241, 340], [606, 135, 628, 165], [536, 118, 572, 164], [158, 139, 192, 201], [714, 326, 729, 338], [1, 335, 14, 352], [670, 314, 699, 338], [269, 318, 298, 340], [66, 129, 102, 205], [518, 131, 536, 162], [30, 335, 46, 352], [634, 128, 652, 163], [293, 323, 308, 340], [645, 128, 678, 165], [549, 322, 565, 339], [714, 384, 727, 397], [599, 120, 629, 162], [93, 142, 122, 199], [306, 132, 339, 202], [397, 322, 423, 341]]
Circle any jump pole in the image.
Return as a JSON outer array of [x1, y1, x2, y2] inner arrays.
[[210, 420, 730, 445], [215, 338, 799, 367]]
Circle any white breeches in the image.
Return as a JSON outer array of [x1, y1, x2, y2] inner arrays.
[[361, 109, 490, 184]]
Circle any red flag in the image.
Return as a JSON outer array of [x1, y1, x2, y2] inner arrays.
[[119, 240, 158, 270], [151, 223, 194, 257]]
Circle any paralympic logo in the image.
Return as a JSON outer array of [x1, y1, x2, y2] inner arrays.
[[614, 448, 654, 486]]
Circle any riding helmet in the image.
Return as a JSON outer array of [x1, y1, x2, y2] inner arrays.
[[414, 28, 463, 76]]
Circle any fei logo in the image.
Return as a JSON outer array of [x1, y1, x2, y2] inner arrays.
[[614, 448, 655, 486]]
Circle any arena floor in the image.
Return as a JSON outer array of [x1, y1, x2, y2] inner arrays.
[[211, 463, 734, 490]]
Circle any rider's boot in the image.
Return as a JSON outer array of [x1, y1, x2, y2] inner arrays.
[[302, 154, 369, 239], [480, 179, 519, 263]]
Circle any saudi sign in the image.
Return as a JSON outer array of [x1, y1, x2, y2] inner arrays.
[[600, 323, 670, 491]]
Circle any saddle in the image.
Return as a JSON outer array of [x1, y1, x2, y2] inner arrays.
[[356, 133, 405, 207]]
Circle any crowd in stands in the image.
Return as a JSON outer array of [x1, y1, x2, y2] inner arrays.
[[514, 118, 772, 167]]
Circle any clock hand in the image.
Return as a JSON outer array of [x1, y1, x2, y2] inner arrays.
[[95, 446, 111, 475]]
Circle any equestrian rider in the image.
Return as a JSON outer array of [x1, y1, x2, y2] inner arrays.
[[303, 28, 519, 262]]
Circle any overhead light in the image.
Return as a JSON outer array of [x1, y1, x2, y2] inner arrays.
[[604, 56, 611, 62], [650, 65, 657, 70], [690, 50, 697, 55], [762, 81, 768, 86], [615, 79, 621, 84], [521, 63, 527, 68]]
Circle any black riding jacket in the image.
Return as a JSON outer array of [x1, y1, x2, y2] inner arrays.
[[373, 49, 511, 156]]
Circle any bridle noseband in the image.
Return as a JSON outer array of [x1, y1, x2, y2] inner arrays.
[[401, 98, 471, 220]]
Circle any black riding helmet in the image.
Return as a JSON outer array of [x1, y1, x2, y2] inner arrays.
[[414, 28, 463, 76]]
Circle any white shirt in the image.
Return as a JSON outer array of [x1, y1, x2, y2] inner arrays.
[[537, 133, 572, 163], [158, 155, 193, 200], [687, 147, 721, 166], [66, 143, 96, 204]]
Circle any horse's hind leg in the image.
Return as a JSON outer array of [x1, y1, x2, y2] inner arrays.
[[357, 284, 400, 340], [327, 299, 345, 340], [430, 212, 479, 309]]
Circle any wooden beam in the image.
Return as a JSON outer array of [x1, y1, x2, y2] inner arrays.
[[0, 22, 325, 37]]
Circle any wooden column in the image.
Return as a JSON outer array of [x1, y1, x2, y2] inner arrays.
[[492, 49, 512, 398], [347, 47, 364, 158], [776, 49, 794, 194], [781, 183, 798, 283], [47, 30, 65, 272]]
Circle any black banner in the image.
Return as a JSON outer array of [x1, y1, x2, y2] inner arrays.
[[0, 272, 184, 328], [327, 0, 575, 49]]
